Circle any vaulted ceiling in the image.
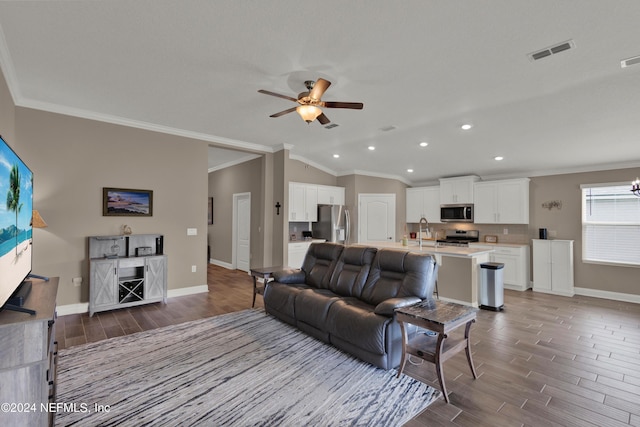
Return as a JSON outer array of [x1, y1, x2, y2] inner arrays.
[[1, 1, 639, 184]]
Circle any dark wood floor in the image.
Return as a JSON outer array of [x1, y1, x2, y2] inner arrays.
[[58, 264, 640, 426]]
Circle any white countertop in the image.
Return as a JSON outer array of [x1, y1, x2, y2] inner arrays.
[[367, 241, 494, 258], [289, 239, 326, 244], [469, 242, 529, 248]]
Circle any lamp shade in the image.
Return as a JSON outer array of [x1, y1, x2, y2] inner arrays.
[[296, 105, 322, 123], [31, 210, 48, 228]]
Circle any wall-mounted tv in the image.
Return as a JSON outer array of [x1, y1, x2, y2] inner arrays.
[[0, 135, 33, 310]]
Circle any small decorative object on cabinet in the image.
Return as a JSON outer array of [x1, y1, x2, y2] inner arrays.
[[0, 278, 58, 427], [89, 234, 167, 316], [532, 239, 574, 296]]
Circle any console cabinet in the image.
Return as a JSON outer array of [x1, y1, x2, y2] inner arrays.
[[532, 239, 574, 296], [0, 279, 58, 427], [89, 234, 167, 316]]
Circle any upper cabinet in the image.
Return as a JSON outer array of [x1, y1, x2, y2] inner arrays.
[[439, 176, 479, 204], [289, 182, 318, 221], [406, 186, 441, 223], [317, 185, 345, 205], [474, 178, 530, 224]]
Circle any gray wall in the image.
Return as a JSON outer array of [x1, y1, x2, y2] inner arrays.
[[529, 168, 640, 296], [5, 102, 209, 306], [0, 67, 15, 144]]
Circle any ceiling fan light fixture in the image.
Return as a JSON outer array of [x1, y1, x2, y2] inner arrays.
[[296, 105, 322, 123]]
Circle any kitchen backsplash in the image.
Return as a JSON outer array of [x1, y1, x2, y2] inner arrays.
[[289, 222, 311, 241], [406, 222, 530, 245]]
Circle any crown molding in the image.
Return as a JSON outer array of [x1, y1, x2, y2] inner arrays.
[[288, 153, 338, 176], [338, 169, 412, 186]]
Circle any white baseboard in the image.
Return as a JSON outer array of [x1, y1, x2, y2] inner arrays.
[[56, 285, 210, 316], [57, 303, 89, 316], [437, 296, 478, 308], [210, 259, 233, 269], [167, 285, 209, 298], [574, 287, 640, 304]]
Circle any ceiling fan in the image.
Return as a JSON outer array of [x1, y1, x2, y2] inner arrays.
[[258, 78, 363, 124]]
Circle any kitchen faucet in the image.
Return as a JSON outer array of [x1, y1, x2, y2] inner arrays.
[[419, 217, 429, 250]]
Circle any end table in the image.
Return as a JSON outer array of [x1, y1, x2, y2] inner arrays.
[[249, 266, 282, 307], [395, 300, 478, 403]]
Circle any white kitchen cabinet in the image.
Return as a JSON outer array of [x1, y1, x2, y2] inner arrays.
[[474, 178, 530, 224], [439, 176, 479, 204], [289, 182, 318, 222], [532, 239, 574, 296], [317, 185, 345, 205], [406, 186, 441, 223], [470, 243, 530, 291], [288, 241, 313, 268]]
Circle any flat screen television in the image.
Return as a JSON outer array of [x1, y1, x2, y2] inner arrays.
[[0, 134, 33, 311]]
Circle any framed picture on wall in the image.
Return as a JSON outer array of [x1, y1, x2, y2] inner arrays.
[[208, 197, 214, 225], [103, 188, 153, 216]]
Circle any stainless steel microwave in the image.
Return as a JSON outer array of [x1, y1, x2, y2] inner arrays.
[[440, 204, 474, 223]]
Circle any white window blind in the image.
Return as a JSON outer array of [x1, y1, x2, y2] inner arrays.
[[581, 182, 640, 266]]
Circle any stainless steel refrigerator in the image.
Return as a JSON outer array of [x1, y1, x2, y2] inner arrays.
[[312, 205, 350, 244]]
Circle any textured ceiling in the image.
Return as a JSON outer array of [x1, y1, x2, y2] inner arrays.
[[1, 1, 640, 184]]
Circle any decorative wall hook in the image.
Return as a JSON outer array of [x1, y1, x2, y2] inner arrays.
[[275, 202, 281, 215], [542, 200, 562, 210]]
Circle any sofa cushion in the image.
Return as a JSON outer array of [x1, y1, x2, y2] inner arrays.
[[360, 250, 437, 306], [301, 243, 344, 289], [328, 246, 377, 298], [263, 282, 310, 325], [326, 298, 391, 356], [294, 288, 341, 333]]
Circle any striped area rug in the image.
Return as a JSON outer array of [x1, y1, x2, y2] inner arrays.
[[55, 309, 439, 426]]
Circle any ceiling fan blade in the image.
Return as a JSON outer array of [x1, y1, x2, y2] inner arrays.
[[309, 78, 331, 101], [258, 89, 298, 103], [317, 113, 330, 125], [269, 107, 297, 118], [322, 101, 364, 109]]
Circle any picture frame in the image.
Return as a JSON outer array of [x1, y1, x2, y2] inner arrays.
[[208, 197, 214, 225], [103, 187, 153, 217]]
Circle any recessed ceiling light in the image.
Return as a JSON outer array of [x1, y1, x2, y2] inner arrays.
[[368, 146, 375, 151], [407, 169, 414, 173], [333, 154, 340, 158], [461, 124, 473, 131], [494, 156, 504, 161], [419, 142, 428, 147]]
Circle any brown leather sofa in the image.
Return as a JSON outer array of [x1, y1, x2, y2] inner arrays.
[[263, 242, 438, 370]]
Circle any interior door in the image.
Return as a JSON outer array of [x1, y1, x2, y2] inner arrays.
[[234, 192, 251, 272], [358, 194, 396, 244]]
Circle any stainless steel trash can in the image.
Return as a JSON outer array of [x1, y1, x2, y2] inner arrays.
[[480, 262, 504, 311]]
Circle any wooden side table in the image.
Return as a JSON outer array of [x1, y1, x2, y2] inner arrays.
[[249, 266, 282, 307], [396, 300, 478, 403]]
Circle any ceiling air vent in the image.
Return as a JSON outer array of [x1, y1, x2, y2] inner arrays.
[[324, 123, 339, 129], [528, 40, 575, 61], [621, 55, 640, 68]]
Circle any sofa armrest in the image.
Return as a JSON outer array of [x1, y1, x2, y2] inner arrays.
[[273, 268, 306, 284], [374, 297, 422, 316]]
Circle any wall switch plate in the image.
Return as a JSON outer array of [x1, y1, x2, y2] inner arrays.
[[187, 228, 197, 236], [191, 265, 197, 273], [72, 277, 82, 287]]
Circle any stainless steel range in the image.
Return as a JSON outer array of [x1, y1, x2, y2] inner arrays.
[[437, 229, 479, 247]]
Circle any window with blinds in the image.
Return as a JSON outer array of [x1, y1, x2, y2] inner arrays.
[[581, 182, 640, 266]]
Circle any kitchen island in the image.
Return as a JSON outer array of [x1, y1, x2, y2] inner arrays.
[[367, 241, 493, 307]]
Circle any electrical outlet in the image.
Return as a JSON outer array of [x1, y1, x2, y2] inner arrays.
[[72, 277, 82, 287], [549, 230, 557, 238], [191, 265, 197, 273], [503, 228, 509, 235], [187, 228, 197, 236]]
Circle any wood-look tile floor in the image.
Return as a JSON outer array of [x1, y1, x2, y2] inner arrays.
[[57, 264, 640, 426]]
